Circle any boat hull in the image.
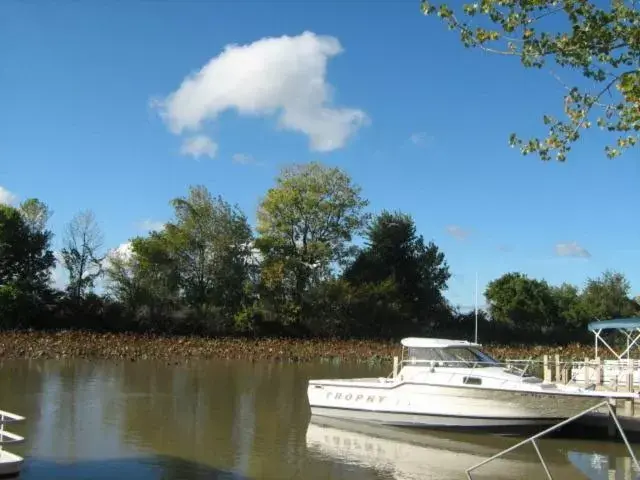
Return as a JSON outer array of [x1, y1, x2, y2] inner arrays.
[[0, 450, 23, 479], [310, 407, 565, 434], [307, 380, 611, 434]]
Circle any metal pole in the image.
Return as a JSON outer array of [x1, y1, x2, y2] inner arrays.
[[474, 272, 478, 344], [465, 400, 636, 478], [604, 401, 640, 469], [531, 439, 553, 479]]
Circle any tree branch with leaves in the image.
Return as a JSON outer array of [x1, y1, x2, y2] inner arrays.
[[420, 0, 639, 161]]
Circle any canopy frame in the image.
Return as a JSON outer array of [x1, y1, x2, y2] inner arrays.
[[587, 318, 640, 360]]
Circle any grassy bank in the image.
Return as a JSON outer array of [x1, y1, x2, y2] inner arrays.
[[0, 330, 607, 363]]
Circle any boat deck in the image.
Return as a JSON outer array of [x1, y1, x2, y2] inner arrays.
[[309, 377, 393, 386]]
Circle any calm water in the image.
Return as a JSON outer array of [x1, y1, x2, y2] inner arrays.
[[0, 359, 638, 479]]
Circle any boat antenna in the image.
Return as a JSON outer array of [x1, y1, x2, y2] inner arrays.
[[474, 272, 478, 344]]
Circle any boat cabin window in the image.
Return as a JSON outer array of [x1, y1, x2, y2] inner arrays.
[[463, 376, 482, 385], [406, 346, 499, 368]]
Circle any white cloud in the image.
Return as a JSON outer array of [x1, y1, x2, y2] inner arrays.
[[105, 242, 134, 265], [555, 241, 591, 258], [154, 31, 368, 152], [232, 153, 258, 165], [50, 251, 68, 291], [0, 186, 16, 205], [180, 135, 218, 159], [136, 219, 165, 232], [410, 132, 433, 146], [445, 225, 470, 240]]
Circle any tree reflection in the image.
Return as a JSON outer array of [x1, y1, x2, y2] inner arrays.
[[1, 358, 391, 479], [117, 359, 382, 478]]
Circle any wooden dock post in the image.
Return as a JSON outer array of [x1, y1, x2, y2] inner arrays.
[[554, 354, 561, 383], [624, 456, 633, 480], [543, 355, 550, 382], [584, 357, 590, 385], [608, 399, 618, 438], [595, 357, 602, 385]]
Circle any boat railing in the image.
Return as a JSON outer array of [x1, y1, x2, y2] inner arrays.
[[0, 410, 25, 447], [0, 410, 25, 425], [396, 355, 640, 400], [398, 358, 540, 377], [506, 356, 640, 391], [465, 400, 640, 480], [568, 359, 640, 388], [400, 359, 499, 368], [396, 356, 640, 390]]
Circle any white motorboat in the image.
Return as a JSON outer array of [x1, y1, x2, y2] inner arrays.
[[307, 338, 640, 434], [0, 409, 25, 478]]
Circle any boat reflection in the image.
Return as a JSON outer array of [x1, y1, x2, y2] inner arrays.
[[566, 450, 640, 480], [305, 416, 638, 479]]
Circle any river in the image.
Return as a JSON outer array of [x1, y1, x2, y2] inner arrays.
[[0, 359, 638, 479]]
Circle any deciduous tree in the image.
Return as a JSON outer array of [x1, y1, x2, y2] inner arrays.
[[485, 272, 559, 332], [345, 210, 451, 336], [61, 210, 105, 298], [105, 235, 181, 330], [580, 270, 638, 320], [0, 204, 55, 293], [105, 186, 255, 332], [256, 162, 369, 326], [19, 198, 53, 234], [165, 185, 254, 318], [0, 204, 55, 327], [550, 282, 590, 329]]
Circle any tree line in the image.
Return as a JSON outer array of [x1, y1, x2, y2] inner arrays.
[[1, 162, 637, 344]]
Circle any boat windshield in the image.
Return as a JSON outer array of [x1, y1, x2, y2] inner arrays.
[[406, 346, 500, 368]]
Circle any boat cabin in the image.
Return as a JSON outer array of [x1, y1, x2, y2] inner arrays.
[[388, 337, 517, 386], [399, 337, 500, 369]]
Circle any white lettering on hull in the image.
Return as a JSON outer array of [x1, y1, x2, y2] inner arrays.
[[325, 392, 386, 404]]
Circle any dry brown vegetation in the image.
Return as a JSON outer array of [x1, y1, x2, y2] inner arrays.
[[0, 330, 612, 363]]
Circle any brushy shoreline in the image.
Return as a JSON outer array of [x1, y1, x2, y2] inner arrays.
[[0, 330, 606, 363]]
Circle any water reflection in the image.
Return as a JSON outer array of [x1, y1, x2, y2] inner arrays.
[[0, 358, 638, 479], [307, 417, 558, 479], [306, 417, 640, 480], [567, 449, 640, 479], [22, 456, 251, 479]]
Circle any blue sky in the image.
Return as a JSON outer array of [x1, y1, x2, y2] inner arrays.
[[1, 1, 639, 309]]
